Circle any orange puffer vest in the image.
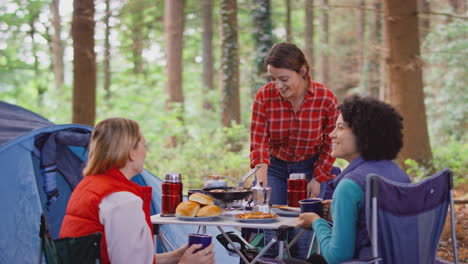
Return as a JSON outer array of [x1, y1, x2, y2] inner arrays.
[[59, 168, 154, 264]]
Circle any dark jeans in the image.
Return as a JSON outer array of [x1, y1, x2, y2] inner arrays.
[[263, 155, 326, 260], [267, 155, 323, 205]]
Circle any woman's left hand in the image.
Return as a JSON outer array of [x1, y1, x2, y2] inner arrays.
[[297, 212, 321, 230], [321, 199, 332, 222], [307, 178, 321, 198]]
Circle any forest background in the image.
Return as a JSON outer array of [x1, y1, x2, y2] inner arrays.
[[0, 0, 466, 190], [0, 0, 467, 261]]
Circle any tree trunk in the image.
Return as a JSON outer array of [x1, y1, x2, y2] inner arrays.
[[72, 0, 96, 126], [320, 0, 329, 85], [28, 15, 39, 76], [164, 0, 185, 109], [449, 0, 466, 15], [379, 1, 387, 101], [202, 0, 214, 110], [358, 0, 366, 75], [383, 0, 433, 167], [103, 0, 111, 100], [358, 0, 370, 94], [252, 0, 273, 94], [285, 0, 292, 42], [51, 0, 64, 92], [220, 0, 240, 127], [28, 7, 45, 105], [367, 0, 381, 98], [418, 0, 430, 40], [132, 0, 144, 74], [305, 0, 315, 79], [164, 0, 185, 147]]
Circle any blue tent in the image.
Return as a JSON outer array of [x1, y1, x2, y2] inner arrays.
[[0, 101, 238, 263]]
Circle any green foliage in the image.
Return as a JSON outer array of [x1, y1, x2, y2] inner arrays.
[[422, 20, 468, 143], [145, 122, 250, 192], [405, 136, 467, 186], [333, 158, 349, 172], [1, 0, 466, 194]]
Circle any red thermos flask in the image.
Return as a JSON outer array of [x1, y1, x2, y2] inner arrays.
[[287, 173, 307, 207], [161, 172, 183, 216]]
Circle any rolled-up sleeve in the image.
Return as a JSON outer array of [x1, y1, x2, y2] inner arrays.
[[250, 91, 270, 168]]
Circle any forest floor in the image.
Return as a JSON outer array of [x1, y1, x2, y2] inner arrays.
[[437, 182, 468, 263]]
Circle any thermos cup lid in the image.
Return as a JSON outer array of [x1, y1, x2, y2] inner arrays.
[[289, 173, 306, 180], [164, 172, 182, 182]]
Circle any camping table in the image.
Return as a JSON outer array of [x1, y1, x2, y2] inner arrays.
[[151, 213, 306, 264]]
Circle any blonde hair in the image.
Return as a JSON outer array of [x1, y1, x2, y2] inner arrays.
[[83, 118, 141, 176]]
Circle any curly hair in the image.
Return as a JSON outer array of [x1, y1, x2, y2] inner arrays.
[[338, 95, 404, 160]]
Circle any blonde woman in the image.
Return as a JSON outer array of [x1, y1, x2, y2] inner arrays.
[[60, 118, 214, 264]]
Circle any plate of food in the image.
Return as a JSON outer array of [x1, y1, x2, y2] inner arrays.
[[176, 216, 220, 221], [235, 212, 278, 223], [272, 205, 300, 217], [175, 193, 223, 221]]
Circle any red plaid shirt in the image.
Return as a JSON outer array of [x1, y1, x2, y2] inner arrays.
[[249, 80, 339, 182]]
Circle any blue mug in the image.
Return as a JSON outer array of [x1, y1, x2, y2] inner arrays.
[[299, 198, 323, 217], [188, 233, 212, 252]]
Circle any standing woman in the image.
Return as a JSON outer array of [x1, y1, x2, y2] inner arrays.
[[60, 118, 214, 264], [250, 42, 339, 204], [249, 43, 339, 259]]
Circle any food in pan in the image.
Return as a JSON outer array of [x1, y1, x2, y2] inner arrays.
[[210, 189, 226, 192], [236, 212, 277, 219]]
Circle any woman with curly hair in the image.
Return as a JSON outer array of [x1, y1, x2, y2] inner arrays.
[[297, 95, 411, 264]]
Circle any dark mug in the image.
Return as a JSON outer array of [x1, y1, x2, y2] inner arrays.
[[299, 198, 323, 217], [188, 233, 212, 252]]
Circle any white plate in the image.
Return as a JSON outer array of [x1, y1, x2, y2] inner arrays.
[[176, 216, 220, 221], [235, 217, 278, 223], [272, 208, 300, 217]]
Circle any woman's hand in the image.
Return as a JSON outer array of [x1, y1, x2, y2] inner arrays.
[[297, 212, 321, 230], [178, 243, 215, 264], [307, 178, 321, 198], [321, 199, 332, 222]]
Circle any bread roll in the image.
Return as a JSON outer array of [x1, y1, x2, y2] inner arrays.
[[197, 205, 222, 217], [189, 193, 214, 206], [175, 201, 200, 217]]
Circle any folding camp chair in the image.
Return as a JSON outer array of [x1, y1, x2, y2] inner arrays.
[[362, 168, 459, 264], [40, 215, 102, 264]]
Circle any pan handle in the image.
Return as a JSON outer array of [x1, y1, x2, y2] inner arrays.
[[206, 175, 239, 184], [238, 166, 260, 188]]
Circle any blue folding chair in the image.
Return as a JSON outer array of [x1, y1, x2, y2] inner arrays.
[[363, 168, 459, 264]]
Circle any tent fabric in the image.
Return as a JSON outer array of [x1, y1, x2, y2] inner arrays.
[[0, 102, 239, 264], [34, 128, 91, 206], [0, 124, 93, 263], [0, 101, 53, 146]]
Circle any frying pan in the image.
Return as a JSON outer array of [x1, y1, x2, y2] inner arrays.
[[202, 187, 252, 202]]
